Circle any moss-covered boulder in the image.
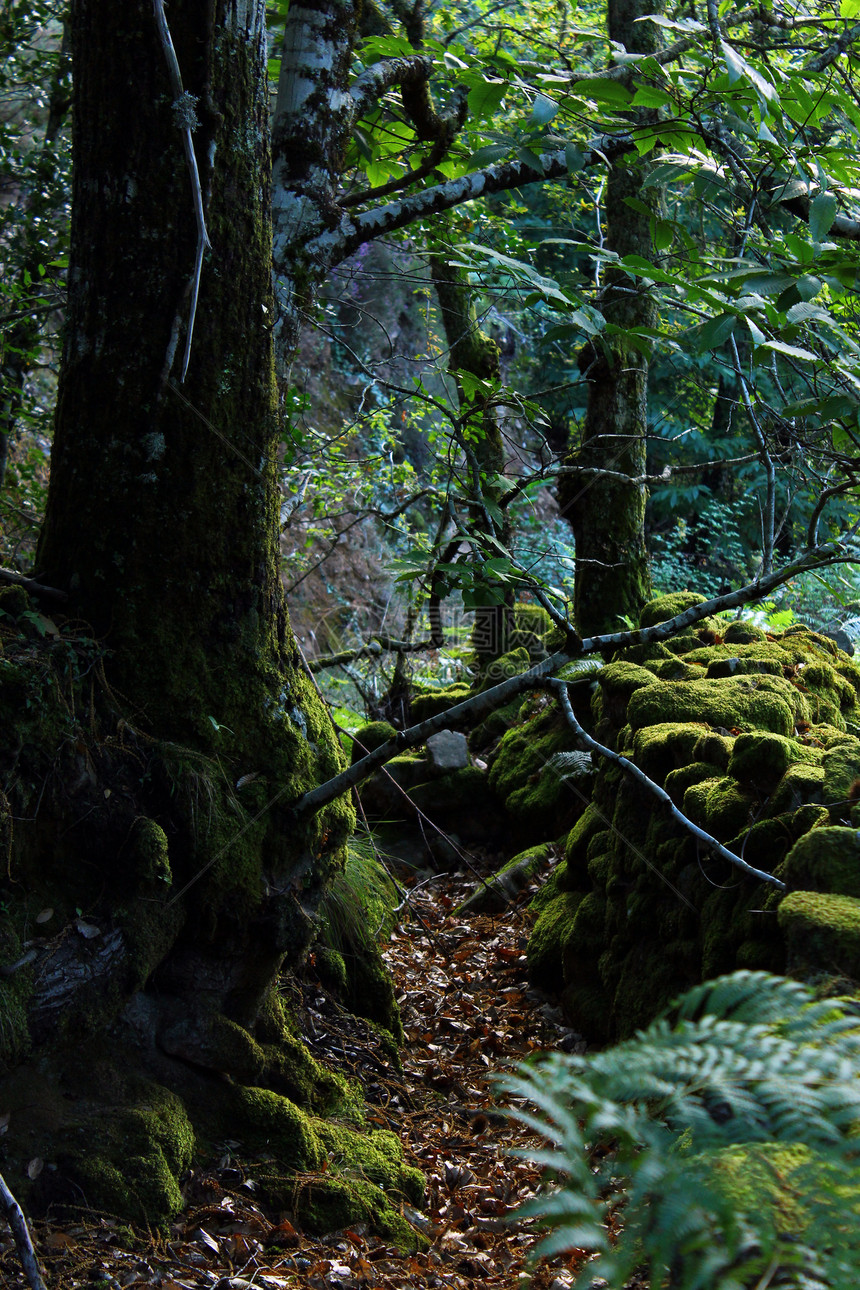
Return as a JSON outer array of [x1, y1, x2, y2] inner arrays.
[[639, 591, 711, 630], [727, 732, 819, 791], [488, 703, 587, 839], [779, 890, 860, 978], [628, 675, 803, 737], [783, 827, 860, 898], [526, 606, 860, 1038], [350, 721, 397, 763], [458, 842, 557, 913]]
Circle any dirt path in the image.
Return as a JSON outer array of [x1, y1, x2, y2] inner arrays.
[[0, 858, 589, 1290]]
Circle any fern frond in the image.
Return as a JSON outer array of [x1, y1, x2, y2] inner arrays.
[[500, 971, 860, 1290]]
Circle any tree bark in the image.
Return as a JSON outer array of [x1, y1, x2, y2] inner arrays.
[[4, 0, 368, 1231], [558, 0, 661, 636]]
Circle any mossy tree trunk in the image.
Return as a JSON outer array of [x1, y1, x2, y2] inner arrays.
[[0, 0, 392, 1230], [557, 0, 661, 637], [430, 251, 514, 669]]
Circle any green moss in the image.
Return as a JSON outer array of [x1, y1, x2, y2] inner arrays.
[[566, 890, 607, 957], [638, 591, 708, 629], [779, 890, 860, 978], [822, 740, 860, 810], [683, 777, 758, 840], [727, 732, 819, 790], [54, 1081, 195, 1229], [597, 661, 659, 721], [664, 761, 724, 806], [474, 646, 531, 689], [527, 891, 586, 987], [709, 1143, 814, 1235], [530, 859, 568, 911], [459, 842, 555, 913], [632, 723, 723, 785], [627, 675, 802, 737], [723, 620, 768, 644], [409, 684, 472, 722], [297, 1176, 423, 1249], [704, 654, 785, 679], [723, 815, 795, 873], [469, 697, 522, 751], [230, 1086, 325, 1168], [783, 827, 860, 898], [511, 603, 553, 659], [488, 708, 575, 835], [130, 818, 172, 886], [319, 1124, 423, 1203], [768, 763, 825, 816], [564, 802, 608, 879], [645, 658, 704, 682], [350, 722, 397, 763]]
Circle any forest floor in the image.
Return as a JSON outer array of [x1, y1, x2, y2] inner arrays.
[[0, 852, 597, 1290]]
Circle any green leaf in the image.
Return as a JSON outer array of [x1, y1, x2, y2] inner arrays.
[[469, 143, 510, 167], [650, 217, 673, 252], [516, 146, 545, 171], [720, 40, 776, 103], [841, 0, 860, 17], [693, 313, 737, 352], [757, 338, 818, 361], [809, 191, 838, 242], [531, 93, 559, 125], [744, 315, 766, 346], [574, 78, 633, 106], [467, 80, 507, 119], [631, 85, 674, 109]]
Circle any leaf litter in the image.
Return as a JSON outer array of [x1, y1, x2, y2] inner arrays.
[[0, 848, 598, 1290]]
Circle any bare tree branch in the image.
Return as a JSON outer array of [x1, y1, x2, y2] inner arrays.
[[0, 1171, 46, 1290], [291, 536, 860, 821]]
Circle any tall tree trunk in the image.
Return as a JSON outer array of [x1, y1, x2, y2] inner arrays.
[[0, 0, 421, 1234], [558, 0, 661, 637], [430, 251, 514, 669]]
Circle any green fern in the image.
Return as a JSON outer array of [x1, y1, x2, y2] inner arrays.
[[501, 971, 860, 1289]]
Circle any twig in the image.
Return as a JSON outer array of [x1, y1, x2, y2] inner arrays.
[[548, 680, 786, 891], [0, 1170, 46, 1290], [152, 0, 211, 383]]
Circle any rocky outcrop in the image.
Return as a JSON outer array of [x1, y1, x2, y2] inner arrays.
[[526, 592, 860, 1039]]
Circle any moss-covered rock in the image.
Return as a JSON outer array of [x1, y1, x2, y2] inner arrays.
[[632, 723, 733, 786], [723, 619, 768, 644], [821, 739, 860, 812], [350, 722, 397, 763], [783, 827, 860, 898], [525, 603, 860, 1039], [768, 763, 825, 816], [458, 842, 556, 913], [488, 706, 581, 838], [628, 675, 802, 737], [639, 591, 709, 630], [779, 889, 860, 978], [727, 732, 820, 791], [409, 684, 472, 722], [664, 761, 725, 806], [683, 777, 758, 841], [510, 603, 553, 660], [527, 891, 586, 987]]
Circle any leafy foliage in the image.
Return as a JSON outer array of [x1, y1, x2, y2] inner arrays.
[[502, 971, 860, 1289]]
